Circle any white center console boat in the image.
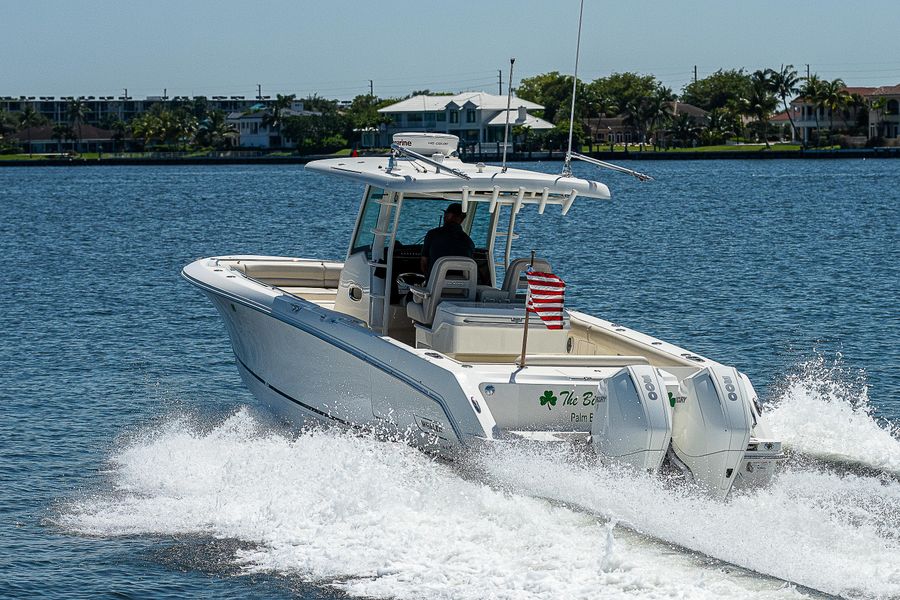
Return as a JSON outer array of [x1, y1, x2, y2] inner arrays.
[[183, 133, 783, 498]]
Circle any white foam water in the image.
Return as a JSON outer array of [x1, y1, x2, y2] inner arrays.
[[475, 443, 900, 599], [765, 355, 900, 475], [60, 409, 821, 600]]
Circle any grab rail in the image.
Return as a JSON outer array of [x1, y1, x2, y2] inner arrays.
[[523, 354, 650, 367]]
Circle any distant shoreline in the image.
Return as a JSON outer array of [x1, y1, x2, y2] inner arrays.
[[2, 147, 898, 167]]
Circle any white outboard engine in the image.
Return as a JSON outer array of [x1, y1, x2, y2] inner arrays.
[[671, 365, 754, 498], [592, 365, 673, 472]]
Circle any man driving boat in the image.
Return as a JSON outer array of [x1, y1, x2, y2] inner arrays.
[[420, 202, 475, 281]]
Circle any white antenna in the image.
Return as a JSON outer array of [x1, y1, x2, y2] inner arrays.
[[501, 58, 516, 173], [562, 0, 585, 177]]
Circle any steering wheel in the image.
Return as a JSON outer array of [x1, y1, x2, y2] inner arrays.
[[396, 272, 426, 294]]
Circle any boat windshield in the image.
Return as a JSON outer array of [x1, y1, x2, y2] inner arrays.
[[394, 197, 490, 249]]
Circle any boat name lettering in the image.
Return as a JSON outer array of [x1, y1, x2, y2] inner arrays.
[[557, 390, 595, 407], [722, 375, 738, 401], [641, 374, 659, 401]]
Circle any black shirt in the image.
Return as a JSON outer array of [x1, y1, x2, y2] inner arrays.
[[422, 222, 475, 279]]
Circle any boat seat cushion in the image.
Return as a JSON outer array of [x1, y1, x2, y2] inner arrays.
[[226, 260, 342, 288], [406, 257, 478, 326], [502, 257, 551, 301]]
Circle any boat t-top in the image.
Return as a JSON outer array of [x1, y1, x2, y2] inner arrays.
[[183, 132, 783, 498]]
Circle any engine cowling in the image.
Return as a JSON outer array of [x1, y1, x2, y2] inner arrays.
[[671, 365, 753, 498], [592, 365, 673, 472]]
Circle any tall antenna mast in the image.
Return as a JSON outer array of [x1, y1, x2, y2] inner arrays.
[[501, 58, 516, 173], [563, 0, 585, 177]]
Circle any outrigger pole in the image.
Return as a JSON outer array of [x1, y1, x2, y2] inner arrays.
[[561, 0, 654, 183], [518, 249, 536, 368], [562, 0, 584, 178], [570, 151, 654, 181]]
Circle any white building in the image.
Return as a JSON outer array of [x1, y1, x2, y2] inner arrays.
[[226, 101, 321, 148], [377, 92, 553, 148]]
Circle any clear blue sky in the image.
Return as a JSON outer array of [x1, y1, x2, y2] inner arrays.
[[4, 0, 899, 99]]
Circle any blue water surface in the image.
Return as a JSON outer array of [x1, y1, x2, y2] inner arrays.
[[0, 159, 897, 598]]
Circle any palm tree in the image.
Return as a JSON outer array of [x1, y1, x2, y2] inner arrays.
[[66, 99, 92, 154], [18, 106, 47, 157], [130, 112, 159, 148], [743, 70, 778, 148], [624, 86, 677, 151], [262, 93, 295, 148], [51, 123, 75, 153], [646, 87, 674, 148], [109, 119, 128, 153], [195, 110, 236, 149], [0, 110, 19, 152], [702, 107, 738, 145], [670, 113, 699, 147], [871, 96, 889, 138], [769, 65, 800, 142], [820, 79, 850, 144], [800, 75, 825, 147]]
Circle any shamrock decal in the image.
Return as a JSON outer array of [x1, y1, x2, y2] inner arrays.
[[539, 390, 557, 410]]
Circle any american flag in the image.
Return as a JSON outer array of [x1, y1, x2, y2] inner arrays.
[[525, 270, 566, 329]]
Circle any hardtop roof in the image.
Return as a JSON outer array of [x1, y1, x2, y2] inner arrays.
[[305, 156, 611, 201]]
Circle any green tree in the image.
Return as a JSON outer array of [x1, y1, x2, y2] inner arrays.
[[681, 69, 752, 111], [109, 119, 128, 152], [821, 78, 851, 140], [799, 75, 827, 146], [624, 88, 672, 151], [195, 110, 235, 149], [517, 71, 578, 124], [588, 72, 660, 117], [741, 70, 779, 148], [52, 123, 75, 153], [261, 93, 295, 147], [0, 110, 20, 153], [670, 113, 700, 147], [130, 112, 159, 148], [870, 96, 889, 138], [282, 112, 348, 154], [646, 87, 674, 147], [302, 93, 339, 114], [66, 99, 92, 153], [701, 106, 741, 145], [190, 96, 210, 120], [769, 65, 800, 142], [18, 106, 48, 157]]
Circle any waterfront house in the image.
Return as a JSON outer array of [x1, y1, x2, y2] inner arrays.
[[10, 124, 117, 153], [583, 115, 633, 146], [376, 92, 552, 149], [226, 101, 321, 148], [788, 85, 900, 144], [867, 84, 900, 142], [0, 95, 282, 128], [583, 101, 707, 147]]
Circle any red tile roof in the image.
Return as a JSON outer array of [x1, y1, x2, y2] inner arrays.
[[770, 110, 791, 122]]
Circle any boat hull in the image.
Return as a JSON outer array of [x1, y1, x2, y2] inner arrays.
[[181, 260, 493, 455]]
